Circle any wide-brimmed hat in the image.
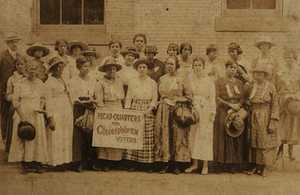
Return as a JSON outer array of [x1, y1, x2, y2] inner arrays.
[[5, 32, 21, 42], [47, 57, 65, 71], [26, 42, 50, 57], [228, 42, 243, 55], [121, 46, 139, 59], [225, 108, 247, 138], [145, 45, 158, 54], [98, 57, 122, 72], [68, 40, 88, 51], [255, 36, 275, 48], [82, 47, 100, 59]]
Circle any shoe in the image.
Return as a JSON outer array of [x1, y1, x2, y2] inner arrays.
[[185, 166, 198, 173], [92, 165, 102, 171], [201, 167, 208, 175], [102, 166, 110, 172], [173, 168, 182, 175]]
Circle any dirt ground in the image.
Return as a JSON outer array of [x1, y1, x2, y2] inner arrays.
[[1, 144, 300, 195]]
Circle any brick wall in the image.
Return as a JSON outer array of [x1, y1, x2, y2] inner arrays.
[[0, 0, 300, 63]]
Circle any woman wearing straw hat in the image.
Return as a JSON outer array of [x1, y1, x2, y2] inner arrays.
[[44, 57, 74, 170], [277, 48, 300, 161], [252, 36, 279, 83], [68, 40, 88, 60], [0, 33, 22, 144], [26, 42, 50, 82], [248, 65, 279, 177], [8, 60, 48, 174], [93, 57, 125, 171], [124, 59, 158, 172]]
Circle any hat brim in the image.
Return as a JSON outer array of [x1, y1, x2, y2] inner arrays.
[[5, 36, 21, 42], [255, 41, 275, 48], [48, 60, 65, 72], [27, 46, 50, 57], [225, 111, 245, 138], [69, 42, 88, 51], [121, 51, 140, 59], [98, 63, 122, 72]]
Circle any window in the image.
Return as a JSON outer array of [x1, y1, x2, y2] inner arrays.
[[39, 0, 105, 25], [222, 0, 282, 16]]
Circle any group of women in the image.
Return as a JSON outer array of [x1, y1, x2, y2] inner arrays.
[[2, 33, 300, 177]]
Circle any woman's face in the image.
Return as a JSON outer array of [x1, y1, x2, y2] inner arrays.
[[253, 72, 266, 83], [193, 60, 205, 75], [145, 52, 155, 61], [259, 43, 271, 54], [165, 58, 177, 74], [57, 42, 68, 55], [134, 36, 145, 51], [229, 49, 239, 60], [105, 66, 117, 79], [181, 46, 192, 58], [226, 64, 237, 77], [167, 48, 177, 57], [137, 63, 148, 76], [72, 47, 82, 57], [7, 40, 19, 52], [86, 55, 96, 63], [125, 54, 135, 66], [79, 62, 90, 76], [33, 50, 44, 59], [110, 43, 121, 56], [16, 61, 25, 74], [207, 50, 218, 61]]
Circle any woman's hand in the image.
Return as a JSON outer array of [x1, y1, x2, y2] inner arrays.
[[267, 120, 278, 134], [230, 103, 241, 111]]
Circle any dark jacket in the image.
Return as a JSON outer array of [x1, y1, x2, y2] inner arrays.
[[147, 59, 166, 82]]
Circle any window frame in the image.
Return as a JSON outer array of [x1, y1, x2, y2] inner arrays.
[[34, 0, 106, 31], [221, 0, 283, 17]]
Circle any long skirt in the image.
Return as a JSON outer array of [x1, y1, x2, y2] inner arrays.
[[279, 111, 300, 145], [97, 101, 124, 161], [125, 99, 155, 163], [250, 104, 279, 166], [190, 103, 214, 161], [2, 101, 15, 153], [47, 95, 73, 166], [154, 102, 191, 162], [214, 105, 247, 164], [8, 109, 48, 163], [73, 103, 96, 162]]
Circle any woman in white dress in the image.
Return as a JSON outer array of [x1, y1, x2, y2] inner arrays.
[[185, 56, 216, 175], [8, 60, 48, 174], [45, 57, 74, 169]]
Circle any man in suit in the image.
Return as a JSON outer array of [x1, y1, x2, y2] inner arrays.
[[0, 33, 21, 144]]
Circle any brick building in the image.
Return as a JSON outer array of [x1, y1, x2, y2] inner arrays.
[[0, 0, 300, 62]]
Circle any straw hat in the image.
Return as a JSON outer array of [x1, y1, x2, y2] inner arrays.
[[68, 40, 88, 51], [5, 32, 21, 42], [255, 36, 275, 48], [47, 57, 65, 71], [26, 42, 50, 57], [225, 109, 247, 138], [18, 121, 36, 141], [98, 57, 122, 72]]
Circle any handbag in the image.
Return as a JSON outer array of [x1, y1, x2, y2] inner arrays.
[[173, 101, 198, 128]]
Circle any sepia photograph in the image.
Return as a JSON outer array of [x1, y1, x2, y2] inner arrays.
[[0, 0, 300, 194]]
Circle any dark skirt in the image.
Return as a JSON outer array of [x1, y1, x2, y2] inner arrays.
[[72, 103, 96, 162], [214, 106, 247, 164], [1, 100, 14, 153]]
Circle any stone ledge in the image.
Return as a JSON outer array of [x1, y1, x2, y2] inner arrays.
[[215, 16, 289, 32]]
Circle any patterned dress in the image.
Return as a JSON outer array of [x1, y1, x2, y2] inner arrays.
[[8, 79, 48, 163], [154, 73, 191, 162], [94, 76, 125, 161], [124, 76, 158, 163], [278, 64, 300, 144], [214, 77, 247, 164], [249, 81, 279, 166], [45, 76, 74, 166], [187, 73, 216, 161]]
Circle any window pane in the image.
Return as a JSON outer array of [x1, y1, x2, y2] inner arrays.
[[40, 0, 60, 24], [84, 0, 104, 24], [252, 0, 276, 9], [62, 0, 82, 24], [227, 0, 251, 9]]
